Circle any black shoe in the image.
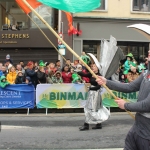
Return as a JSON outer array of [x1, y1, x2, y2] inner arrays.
[[92, 123, 102, 129], [79, 123, 89, 131]]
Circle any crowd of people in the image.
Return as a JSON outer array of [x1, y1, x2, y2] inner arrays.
[[0, 53, 91, 88], [111, 53, 148, 83], [0, 52, 148, 89]]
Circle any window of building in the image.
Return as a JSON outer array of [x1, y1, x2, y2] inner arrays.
[[95, 0, 106, 10], [0, 0, 57, 30], [133, 0, 150, 12], [83, 41, 148, 64], [83, 41, 100, 58], [30, 5, 54, 28]]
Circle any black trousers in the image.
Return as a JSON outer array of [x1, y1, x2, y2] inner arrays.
[[124, 127, 150, 150]]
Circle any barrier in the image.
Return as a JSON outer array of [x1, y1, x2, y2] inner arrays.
[[0, 83, 138, 111], [36, 84, 88, 109], [0, 84, 35, 109], [36, 84, 138, 109]]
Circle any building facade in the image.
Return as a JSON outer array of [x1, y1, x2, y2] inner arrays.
[[73, 0, 150, 62], [0, 0, 71, 65]]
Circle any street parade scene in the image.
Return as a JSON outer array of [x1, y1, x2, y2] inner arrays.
[[0, 0, 150, 150]]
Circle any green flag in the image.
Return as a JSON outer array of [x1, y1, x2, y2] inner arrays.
[[38, 0, 101, 13]]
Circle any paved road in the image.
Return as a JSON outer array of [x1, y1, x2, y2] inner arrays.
[[0, 112, 134, 149]]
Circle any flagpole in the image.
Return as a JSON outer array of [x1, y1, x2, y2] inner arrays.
[[27, 14, 67, 62], [22, 0, 135, 120]]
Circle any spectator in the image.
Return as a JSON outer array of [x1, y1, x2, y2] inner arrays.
[[15, 71, 25, 84], [19, 61, 25, 68], [71, 60, 79, 69], [6, 54, 13, 64], [24, 76, 32, 84], [126, 70, 133, 83], [16, 64, 25, 74], [0, 63, 3, 70], [131, 66, 139, 81], [37, 66, 47, 84], [138, 63, 146, 74], [61, 65, 72, 83], [6, 66, 17, 84], [111, 68, 120, 82], [123, 53, 134, 75], [46, 70, 53, 84], [25, 61, 38, 88], [65, 59, 72, 68], [52, 71, 63, 83], [33, 61, 39, 70], [55, 60, 62, 72], [1, 66, 7, 76], [0, 69, 3, 77], [120, 74, 126, 83], [48, 62, 57, 73], [0, 75, 10, 88], [5, 59, 13, 72], [144, 57, 148, 70]]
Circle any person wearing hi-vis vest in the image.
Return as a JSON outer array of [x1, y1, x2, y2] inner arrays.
[[96, 50, 150, 150]]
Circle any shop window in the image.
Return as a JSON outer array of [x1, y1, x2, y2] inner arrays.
[[95, 0, 106, 10], [83, 44, 98, 57], [132, 0, 150, 12], [31, 5, 54, 28]]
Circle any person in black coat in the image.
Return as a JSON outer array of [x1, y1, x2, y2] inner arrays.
[[37, 66, 47, 84], [15, 71, 25, 84], [78, 63, 103, 131], [25, 61, 38, 88]]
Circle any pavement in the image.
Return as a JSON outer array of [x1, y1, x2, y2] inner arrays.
[[0, 112, 134, 149]]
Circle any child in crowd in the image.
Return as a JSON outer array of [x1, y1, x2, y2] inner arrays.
[[15, 71, 25, 84], [0, 75, 10, 88], [24, 76, 32, 84], [52, 71, 63, 84]]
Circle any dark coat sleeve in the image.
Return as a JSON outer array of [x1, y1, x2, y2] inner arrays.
[[26, 69, 36, 77]]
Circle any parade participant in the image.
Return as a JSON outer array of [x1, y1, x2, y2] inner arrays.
[[78, 53, 110, 131], [96, 50, 150, 150]]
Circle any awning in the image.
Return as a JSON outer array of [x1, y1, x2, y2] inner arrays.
[[74, 21, 150, 42]]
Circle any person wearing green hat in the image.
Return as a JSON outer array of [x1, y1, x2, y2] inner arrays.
[[138, 63, 146, 74], [123, 53, 135, 74], [0, 75, 10, 88], [39, 60, 45, 67]]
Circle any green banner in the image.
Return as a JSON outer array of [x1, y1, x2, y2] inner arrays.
[[36, 84, 138, 108], [102, 90, 138, 107]]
